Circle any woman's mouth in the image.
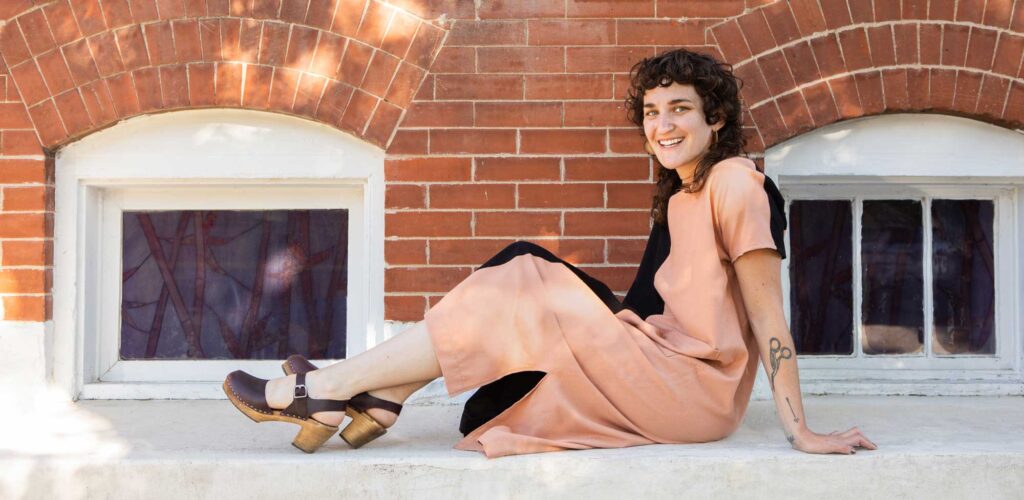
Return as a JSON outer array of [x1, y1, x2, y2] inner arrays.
[[658, 137, 683, 148]]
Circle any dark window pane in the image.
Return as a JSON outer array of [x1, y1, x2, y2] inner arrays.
[[788, 200, 854, 355], [120, 210, 349, 360], [931, 199, 995, 355], [862, 200, 923, 355]]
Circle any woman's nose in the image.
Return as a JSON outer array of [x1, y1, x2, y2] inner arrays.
[[656, 116, 675, 133]]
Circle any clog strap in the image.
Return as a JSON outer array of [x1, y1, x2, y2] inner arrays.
[[350, 392, 403, 415], [283, 373, 347, 418]]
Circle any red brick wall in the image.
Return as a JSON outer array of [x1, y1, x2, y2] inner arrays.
[[1, 0, 1022, 323]]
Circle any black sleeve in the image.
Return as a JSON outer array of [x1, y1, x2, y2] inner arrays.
[[620, 222, 671, 319], [763, 175, 788, 260]]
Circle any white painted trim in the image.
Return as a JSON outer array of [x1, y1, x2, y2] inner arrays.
[[77, 374, 462, 402], [54, 110, 386, 400], [765, 113, 1024, 394], [0, 321, 50, 394]]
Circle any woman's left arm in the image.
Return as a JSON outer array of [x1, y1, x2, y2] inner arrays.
[[733, 248, 878, 455]]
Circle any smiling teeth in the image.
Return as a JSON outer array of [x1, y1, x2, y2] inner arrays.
[[658, 138, 683, 146]]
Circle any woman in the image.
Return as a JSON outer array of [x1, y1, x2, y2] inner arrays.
[[223, 49, 878, 458]]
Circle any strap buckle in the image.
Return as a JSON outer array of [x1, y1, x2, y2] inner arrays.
[[294, 384, 308, 399]]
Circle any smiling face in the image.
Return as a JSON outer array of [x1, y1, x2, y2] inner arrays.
[[642, 82, 724, 179]]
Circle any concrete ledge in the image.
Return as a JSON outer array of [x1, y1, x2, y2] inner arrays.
[[1, 396, 1022, 499]]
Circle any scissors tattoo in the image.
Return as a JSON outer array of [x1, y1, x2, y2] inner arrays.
[[769, 337, 792, 392]]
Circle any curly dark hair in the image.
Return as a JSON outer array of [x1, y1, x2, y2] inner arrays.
[[625, 49, 748, 227]]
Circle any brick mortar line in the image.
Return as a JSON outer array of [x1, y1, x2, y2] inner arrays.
[[283, 24, 299, 108], [1003, 29, 1024, 116], [0, 185, 51, 189], [361, 96, 382, 136], [746, 64, 1024, 110], [731, 19, 1024, 69], [384, 263, 638, 269], [385, 208, 648, 212], [400, 126, 645, 130], [389, 206, 651, 211], [407, 124, 638, 129], [385, 153, 658, 158], [396, 290, 628, 295], [443, 44, 713, 51], [392, 181, 652, 185], [704, 2, 788, 33], [385, 236, 648, 239]]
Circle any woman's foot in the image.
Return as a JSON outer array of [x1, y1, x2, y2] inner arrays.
[[222, 370, 347, 453], [280, 354, 405, 428], [265, 373, 348, 427]]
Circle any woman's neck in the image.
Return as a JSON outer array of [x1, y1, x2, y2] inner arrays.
[[675, 163, 697, 184]]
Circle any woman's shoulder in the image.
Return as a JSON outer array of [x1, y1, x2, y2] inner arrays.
[[707, 156, 763, 191], [710, 155, 758, 174]]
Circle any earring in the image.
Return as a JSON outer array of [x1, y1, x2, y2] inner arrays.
[[712, 129, 719, 146]]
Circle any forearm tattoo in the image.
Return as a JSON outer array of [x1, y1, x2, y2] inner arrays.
[[769, 337, 798, 445], [768, 337, 792, 392], [786, 397, 799, 423]]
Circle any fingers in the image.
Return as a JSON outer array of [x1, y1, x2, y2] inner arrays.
[[854, 435, 878, 450], [837, 426, 878, 450], [795, 427, 877, 455]]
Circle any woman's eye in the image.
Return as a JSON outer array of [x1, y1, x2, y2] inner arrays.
[[673, 106, 688, 112], [645, 110, 657, 117]]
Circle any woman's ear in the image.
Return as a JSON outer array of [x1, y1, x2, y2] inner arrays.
[[710, 113, 725, 132]]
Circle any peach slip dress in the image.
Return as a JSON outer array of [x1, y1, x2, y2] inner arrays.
[[423, 156, 784, 458]]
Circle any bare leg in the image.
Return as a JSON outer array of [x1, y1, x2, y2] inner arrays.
[[266, 320, 441, 426]]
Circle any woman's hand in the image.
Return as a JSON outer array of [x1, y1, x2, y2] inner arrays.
[[791, 426, 877, 454]]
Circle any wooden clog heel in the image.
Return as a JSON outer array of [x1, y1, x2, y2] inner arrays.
[[340, 407, 388, 448], [290, 419, 338, 453], [280, 354, 404, 449], [340, 392, 404, 448]]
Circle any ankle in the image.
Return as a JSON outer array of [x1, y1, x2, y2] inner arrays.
[[371, 386, 408, 405], [306, 369, 357, 401]]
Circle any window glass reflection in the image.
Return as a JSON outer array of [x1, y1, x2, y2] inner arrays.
[[931, 199, 995, 355], [120, 210, 349, 360], [861, 200, 923, 355], [788, 200, 854, 355]]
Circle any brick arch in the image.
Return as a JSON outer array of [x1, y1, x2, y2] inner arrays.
[[708, 0, 1024, 148], [0, 0, 445, 150]]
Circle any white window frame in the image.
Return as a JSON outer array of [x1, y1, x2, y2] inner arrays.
[[762, 113, 1024, 395], [53, 110, 386, 400], [780, 180, 1015, 375]]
